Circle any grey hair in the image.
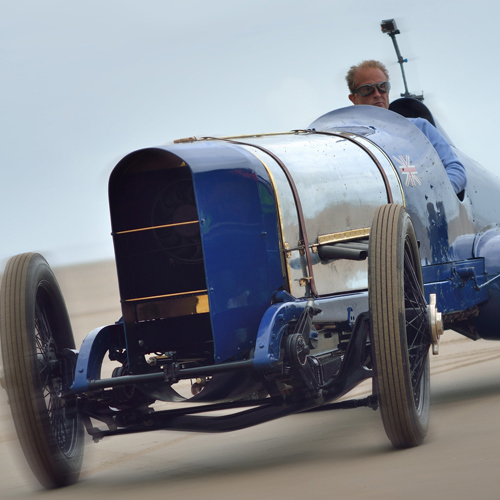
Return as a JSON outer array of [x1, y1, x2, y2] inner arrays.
[[346, 60, 389, 94]]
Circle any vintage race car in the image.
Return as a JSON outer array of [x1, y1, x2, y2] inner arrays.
[[1, 97, 500, 488]]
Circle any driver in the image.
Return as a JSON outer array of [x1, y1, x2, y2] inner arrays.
[[346, 60, 467, 194]]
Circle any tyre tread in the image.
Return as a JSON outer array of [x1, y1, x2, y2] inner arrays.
[[1, 253, 83, 488], [369, 205, 429, 448]]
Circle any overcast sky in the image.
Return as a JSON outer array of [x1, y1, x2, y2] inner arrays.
[[2, 0, 499, 269]]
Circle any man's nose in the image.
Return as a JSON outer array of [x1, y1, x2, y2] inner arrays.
[[372, 87, 382, 97]]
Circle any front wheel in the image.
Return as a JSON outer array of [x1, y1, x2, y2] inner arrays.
[[0, 253, 84, 488], [369, 204, 431, 448]]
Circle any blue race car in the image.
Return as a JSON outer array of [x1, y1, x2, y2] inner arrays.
[[2, 98, 500, 488]]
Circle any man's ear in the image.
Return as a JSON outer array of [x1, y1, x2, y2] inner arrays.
[[348, 94, 357, 105]]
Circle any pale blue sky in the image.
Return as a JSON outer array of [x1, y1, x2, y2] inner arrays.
[[2, 0, 499, 267]]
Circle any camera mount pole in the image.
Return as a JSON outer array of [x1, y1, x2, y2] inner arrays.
[[381, 19, 423, 101]]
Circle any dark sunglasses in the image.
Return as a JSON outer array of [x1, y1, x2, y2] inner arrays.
[[354, 81, 391, 97]]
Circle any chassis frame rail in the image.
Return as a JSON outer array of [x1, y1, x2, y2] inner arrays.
[[83, 395, 377, 442]]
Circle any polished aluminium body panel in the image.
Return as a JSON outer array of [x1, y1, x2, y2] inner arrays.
[[310, 105, 478, 265], [232, 133, 403, 298]]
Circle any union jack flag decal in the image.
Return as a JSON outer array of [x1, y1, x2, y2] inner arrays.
[[393, 155, 421, 187]]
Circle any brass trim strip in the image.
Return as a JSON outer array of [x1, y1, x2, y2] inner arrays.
[[211, 131, 296, 141], [174, 131, 298, 144], [376, 149, 405, 206], [317, 228, 371, 246], [115, 220, 199, 235], [125, 289, 208, 302], [246, 149, 293, 293]]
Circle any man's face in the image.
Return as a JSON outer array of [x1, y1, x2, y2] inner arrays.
[[349, 67, 390, 109]]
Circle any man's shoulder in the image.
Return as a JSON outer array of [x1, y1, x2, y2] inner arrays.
[[406, 117, 432, 130], [406, 116, 443, 141]]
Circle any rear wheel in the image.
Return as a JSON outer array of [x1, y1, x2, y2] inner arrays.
[[369, 205, 431, 448], [0, 253, 84, 488]]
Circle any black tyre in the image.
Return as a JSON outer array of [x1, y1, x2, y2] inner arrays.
[[369, 205, 431, 448], [0, 253, 84, 488]]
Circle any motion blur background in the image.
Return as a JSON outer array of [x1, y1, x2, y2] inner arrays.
[[2, 0, 497, 267]]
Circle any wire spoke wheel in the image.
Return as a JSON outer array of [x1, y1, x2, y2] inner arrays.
[[369, 204, 431, 448], [0, 253, 84, 488]]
